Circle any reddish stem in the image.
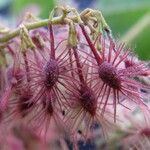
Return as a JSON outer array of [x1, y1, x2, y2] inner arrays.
[[72, 47, 85, 84], [7, 45, 15, 57], [80, 24, 102, 65], [69, 48, 75, 78], [49, 24, 55, 59], [23, 52, 30, 82]]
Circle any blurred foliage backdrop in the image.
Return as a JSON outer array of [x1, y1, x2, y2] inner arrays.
[[0, 0, 150, 60], [99, 0, 150, 60]]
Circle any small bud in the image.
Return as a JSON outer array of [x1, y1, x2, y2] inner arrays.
[[31, 32, 45, 49], [19, 24, 35, 53], [68, 21, 78, 48]]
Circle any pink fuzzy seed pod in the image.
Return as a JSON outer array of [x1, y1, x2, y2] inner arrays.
[[63, 46, 115, 145], [80, 25, 150, 122]]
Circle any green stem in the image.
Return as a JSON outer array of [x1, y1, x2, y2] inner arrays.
[[0, 16, 78, 43], [0, 7, 109, 45]]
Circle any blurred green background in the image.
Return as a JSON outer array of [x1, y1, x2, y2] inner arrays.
[[0, 0, 150, 60], [99, 0, 150, 60]]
